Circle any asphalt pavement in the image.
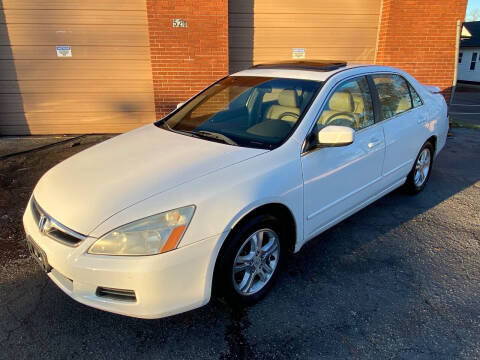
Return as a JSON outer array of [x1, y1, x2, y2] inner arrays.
[[450, 84, 480, 128], [0, 129, 479, 359]]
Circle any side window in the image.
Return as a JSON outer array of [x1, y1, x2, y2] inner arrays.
[[316, 76, 374, 131], [372, 74, 412, 120], [459, 52, 463, 64], [408, 83, 423, 108]]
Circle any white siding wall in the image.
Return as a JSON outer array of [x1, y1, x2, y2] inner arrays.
[[458, 47, 480, 83]]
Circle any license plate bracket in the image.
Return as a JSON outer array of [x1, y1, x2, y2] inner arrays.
[[26, 236, 52, 273]]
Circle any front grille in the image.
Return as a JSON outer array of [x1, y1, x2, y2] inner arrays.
[[31, 197, 86, 247], [96, 287, 137, 302]]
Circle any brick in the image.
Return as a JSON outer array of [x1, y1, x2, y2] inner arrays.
[[146, 0, 229, 118], [375, 0, 468, 103]]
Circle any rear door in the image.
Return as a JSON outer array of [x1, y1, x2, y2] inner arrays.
[[301, 75, 385, 240], [370, 74, 426, 187]]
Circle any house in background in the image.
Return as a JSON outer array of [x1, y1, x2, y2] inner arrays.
[[458, 21, 480, 83]]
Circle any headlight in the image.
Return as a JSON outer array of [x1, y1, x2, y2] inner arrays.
[[88, 206, 195, 256]]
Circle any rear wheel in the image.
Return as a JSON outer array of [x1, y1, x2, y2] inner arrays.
[[214, 214, 284, 306], [405, 142, 434, 193]]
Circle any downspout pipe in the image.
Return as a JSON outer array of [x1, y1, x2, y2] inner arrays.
[[450, 20, 462, 104]]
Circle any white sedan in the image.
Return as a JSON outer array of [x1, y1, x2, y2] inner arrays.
[[24, 61, 448, 318]]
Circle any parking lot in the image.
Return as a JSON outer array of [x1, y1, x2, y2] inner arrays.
[[0, 128, 479, 359], [450, 84, 480, 129]]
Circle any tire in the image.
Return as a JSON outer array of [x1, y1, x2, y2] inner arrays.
[[213, 214, 285, 306], [404, 141, 434, 194]]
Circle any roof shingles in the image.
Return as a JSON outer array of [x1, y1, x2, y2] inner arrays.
[[462, 21, 480, 48]]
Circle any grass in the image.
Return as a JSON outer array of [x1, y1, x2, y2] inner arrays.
[[449, 117, 480, 130]]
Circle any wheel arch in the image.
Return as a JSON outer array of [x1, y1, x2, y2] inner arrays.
[[426, 135, 437, 155], [228, 203, 297, 253], [210, 202, 297, 296]]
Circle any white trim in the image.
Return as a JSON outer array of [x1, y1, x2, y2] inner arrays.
[[383, 159, 413, 177], [306, 158, 412, 222], [306, 177, 406, 240], [374, 0, 385, 64], [306, 175, 382, 221]]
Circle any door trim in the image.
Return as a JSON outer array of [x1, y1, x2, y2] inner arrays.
[[305, 177, 406, 240], [306, 174, 383, 220]]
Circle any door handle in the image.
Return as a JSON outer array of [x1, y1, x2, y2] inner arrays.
[[367, 138, 382, 149]]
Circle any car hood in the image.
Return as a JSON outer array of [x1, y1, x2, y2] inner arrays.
[[34, 124, 267, 235]]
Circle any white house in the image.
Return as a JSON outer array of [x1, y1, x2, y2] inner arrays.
[[458, 21, 480, 83]]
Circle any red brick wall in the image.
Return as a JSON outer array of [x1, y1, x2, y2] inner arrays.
[[375, 0, 467, 102], [146, 0, 229, 119]]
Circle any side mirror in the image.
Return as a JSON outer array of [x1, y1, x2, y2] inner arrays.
[[176, 102, 185, 109], [317, 125, 354, 147]]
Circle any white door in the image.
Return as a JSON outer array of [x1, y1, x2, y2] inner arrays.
[[301, 76, 385, 240], [371, 74, 426, 186]]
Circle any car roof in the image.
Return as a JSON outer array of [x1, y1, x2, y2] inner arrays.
[[232, 61, 391, 82]]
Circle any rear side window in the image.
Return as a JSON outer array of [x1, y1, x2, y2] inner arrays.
[[372, 74, 413, 120], [409, 84, 423, 108]]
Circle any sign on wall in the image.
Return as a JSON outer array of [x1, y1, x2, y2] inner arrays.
[[173, 19, 188, 28], [292, 48, 306, 59], [56, 46, 72, 57]]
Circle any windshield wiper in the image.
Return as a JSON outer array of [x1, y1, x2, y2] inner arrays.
[[162, 122, 197, 138], [191, 130, 238, 146], [161, 122, 237, 146]]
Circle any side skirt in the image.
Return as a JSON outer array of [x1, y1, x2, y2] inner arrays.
[[296, 177, 406, 252]]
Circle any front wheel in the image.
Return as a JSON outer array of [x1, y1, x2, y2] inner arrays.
[[214, 214, 284, 306], [405, 142, 434, 193]]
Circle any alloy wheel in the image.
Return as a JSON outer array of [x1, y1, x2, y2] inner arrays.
[[232, 228, 280, 295], [414, 148, 431, 187]]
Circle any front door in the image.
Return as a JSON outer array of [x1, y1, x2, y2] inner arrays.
[[301, 75, 385, 241]]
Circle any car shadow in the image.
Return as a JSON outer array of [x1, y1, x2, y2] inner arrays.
[[1, 129, 479, 358]]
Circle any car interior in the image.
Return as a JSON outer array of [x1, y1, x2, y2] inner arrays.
[[166, 75, 423, 147], [181, 79, 322, 145], [373, 76, 414, 120]]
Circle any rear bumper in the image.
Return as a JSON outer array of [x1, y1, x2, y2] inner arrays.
[[23, 200, 223, 319]]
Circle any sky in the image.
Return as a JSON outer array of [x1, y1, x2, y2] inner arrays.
[[468, 0, 480, 12], [467, 0, 480, 19]]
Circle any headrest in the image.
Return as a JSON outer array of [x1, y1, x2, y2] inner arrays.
[[328, 92, 354, 112], [396, 97, 411, 113], [278, 89, 298, 108]]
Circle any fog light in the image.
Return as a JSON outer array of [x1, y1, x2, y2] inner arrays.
[[96, 287, 136, 302]]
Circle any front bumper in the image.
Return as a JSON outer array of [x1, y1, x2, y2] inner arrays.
[[23, 200, 223, 319]]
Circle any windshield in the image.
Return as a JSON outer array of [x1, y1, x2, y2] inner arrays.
[[157, 76, 323, 149]]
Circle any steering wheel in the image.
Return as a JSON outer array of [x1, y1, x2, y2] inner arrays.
[[278, 112, 300, 121], [324, 112, 357, 127]]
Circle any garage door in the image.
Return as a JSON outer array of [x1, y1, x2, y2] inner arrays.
[[0, 0, 155, 135], [229, 0, 382, 73]]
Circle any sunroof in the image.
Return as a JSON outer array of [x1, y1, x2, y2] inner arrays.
[[251, 60, 347, 72]]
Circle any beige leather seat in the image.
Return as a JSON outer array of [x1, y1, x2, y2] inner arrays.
[[352, 94, 364, 117], [317, 91, 356, 127], [265, 89, 300, 123], [396, 97, 412, 114]]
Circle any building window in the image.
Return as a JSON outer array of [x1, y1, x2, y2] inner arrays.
[[459, 52, 463, 63], [470, 52, 478, 70]]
